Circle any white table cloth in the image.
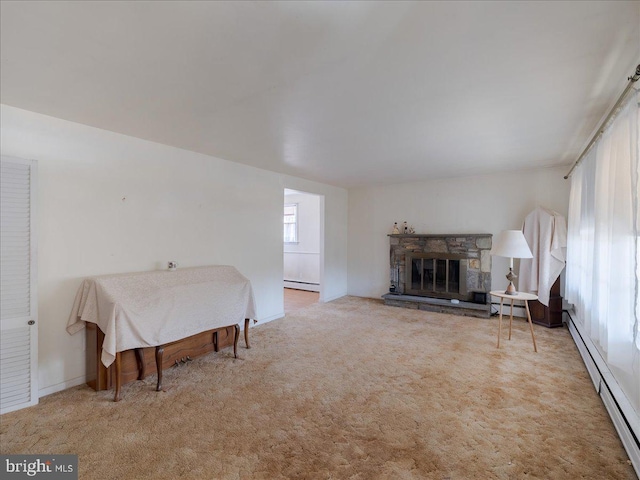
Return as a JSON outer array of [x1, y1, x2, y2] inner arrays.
[[67, 265, 257, 367]]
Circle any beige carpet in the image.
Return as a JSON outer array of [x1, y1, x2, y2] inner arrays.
[[1, 297, 636, 479]]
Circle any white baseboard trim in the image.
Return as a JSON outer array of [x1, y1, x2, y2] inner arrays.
[[256, 312, 284, 325], [39, 375, 86, 398], [567, 312, 640, 478], [600, 381, 640, 477], [284, 280, 320, 292], [321, 292, 346, 303]]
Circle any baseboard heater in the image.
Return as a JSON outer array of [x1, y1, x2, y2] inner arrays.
[[566, 311, 640, 478], [283, 280, 320, 292]]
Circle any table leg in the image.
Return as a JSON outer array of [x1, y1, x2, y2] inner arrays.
[[233, 324, 240, 358], [213, 331, 219, 352], [524, 300, 538, 352], [497, 297, 504, 348], [114, 352, 122, 402], [244, 318, 251, 349], [155, 345, 164, 391], [509, 300, 514, 340], [134, 348, 145, 380]]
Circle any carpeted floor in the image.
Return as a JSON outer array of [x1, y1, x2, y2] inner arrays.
[[0, 296, 636, 479]]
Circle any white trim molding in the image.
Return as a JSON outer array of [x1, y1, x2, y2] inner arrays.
[[567, 311, 640, 478]]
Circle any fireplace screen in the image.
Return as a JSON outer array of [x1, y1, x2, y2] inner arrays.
[[406, 254, 467, 300]]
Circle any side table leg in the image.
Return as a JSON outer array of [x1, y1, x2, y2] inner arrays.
[[234, 324, 240, 358], [509, 300, 514, 340], [497, 297, 504, 348], [525, 300, 538, 352], [155, 346, 164, 391], [134, 348, 145, 380], [244, 318, 251, 349], [114, 352, 122, 402]]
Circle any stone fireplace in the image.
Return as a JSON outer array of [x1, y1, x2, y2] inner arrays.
[[383, 233, 492, 317]]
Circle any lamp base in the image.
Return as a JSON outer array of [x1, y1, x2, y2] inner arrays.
[[504, 268, 518, 295]]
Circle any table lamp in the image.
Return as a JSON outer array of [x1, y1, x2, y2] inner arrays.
[[490, 230, 533, 295]]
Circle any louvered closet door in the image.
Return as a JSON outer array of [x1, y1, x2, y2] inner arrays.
[[1, 156, 38, 414]]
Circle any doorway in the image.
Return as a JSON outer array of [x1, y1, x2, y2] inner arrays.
[[284, 288, 319, 314], [283, 188, 322, 313]]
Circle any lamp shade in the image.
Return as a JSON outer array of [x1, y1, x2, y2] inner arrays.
[[490, 230, 533, 259]]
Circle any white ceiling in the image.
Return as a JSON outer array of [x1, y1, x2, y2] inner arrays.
[[1, 1, 638, 188]]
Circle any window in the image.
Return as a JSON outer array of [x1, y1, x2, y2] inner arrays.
[[284, 204, 298, 243], [565, 91, 639, 413]]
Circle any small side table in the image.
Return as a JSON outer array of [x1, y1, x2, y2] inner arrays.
[[490, 290, 538, 352]]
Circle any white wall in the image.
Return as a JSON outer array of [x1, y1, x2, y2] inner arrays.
[[284, 191, 321, 290], [0, 105, 348, 395], [347, 167, 571, 298]]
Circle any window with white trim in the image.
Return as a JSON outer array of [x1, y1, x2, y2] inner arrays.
[[284, 204, 298, 243]]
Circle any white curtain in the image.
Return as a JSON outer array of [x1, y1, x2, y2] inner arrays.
[[566, 90, 639, 412]]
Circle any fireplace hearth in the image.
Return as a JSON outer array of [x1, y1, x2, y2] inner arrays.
[[383, 233, 492, 318]]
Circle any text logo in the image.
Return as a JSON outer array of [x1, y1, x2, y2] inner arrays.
[[1, 455, 78, 479]]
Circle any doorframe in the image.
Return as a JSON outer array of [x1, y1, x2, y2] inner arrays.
[[283, 188, 325, 302]]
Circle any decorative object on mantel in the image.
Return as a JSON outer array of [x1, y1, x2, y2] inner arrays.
[[490, 230, 533, 295], [168, 261, 178, 271], [390, 222, 416, 235]]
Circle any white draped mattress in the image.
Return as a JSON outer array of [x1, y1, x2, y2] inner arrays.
[[67, 265, 257, 367]]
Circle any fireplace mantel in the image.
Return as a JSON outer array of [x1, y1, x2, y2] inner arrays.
[[388, 234, 491, 238], [384, 233, 492, 318]]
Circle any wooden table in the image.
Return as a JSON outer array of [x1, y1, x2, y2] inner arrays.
[[490, 290, 538, 352], [67, 265, 257, 401]]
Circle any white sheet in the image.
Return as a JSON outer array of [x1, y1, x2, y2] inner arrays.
[[518, 207, 567, 306], [67, 265, 257, 367]]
